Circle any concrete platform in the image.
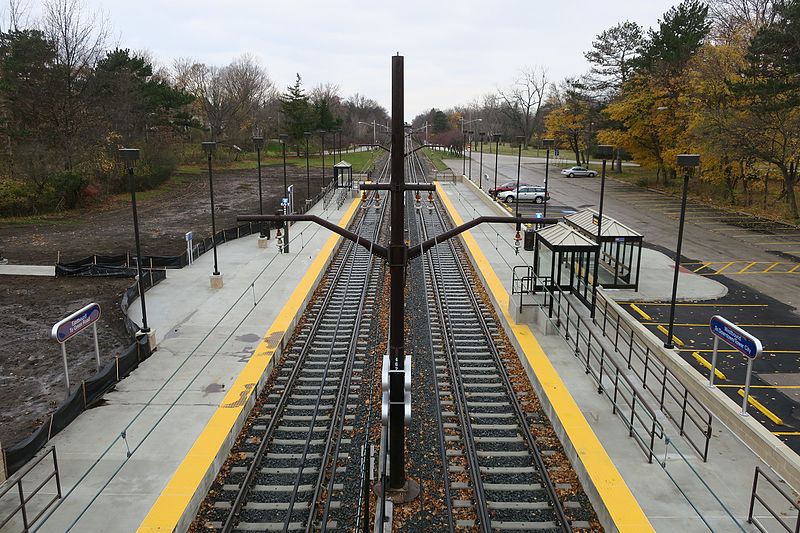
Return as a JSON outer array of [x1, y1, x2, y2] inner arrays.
[[437, 176, 795, 532], [0, 196, 359, 532]]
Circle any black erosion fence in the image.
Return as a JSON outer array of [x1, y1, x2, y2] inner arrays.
[[4, 183, 339, 477], [2, 270, 165, 476]]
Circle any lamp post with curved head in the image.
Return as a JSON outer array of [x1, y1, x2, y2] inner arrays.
[[202, 141, 222, 288], [304, 132, 312, 202], [493, 133, 501, 198], [253, 135, 266, 239], [664, 154, 700, 348], [120, 148, 152, 343], [542, 139, 554, 218], [478, 131, 485, 190]]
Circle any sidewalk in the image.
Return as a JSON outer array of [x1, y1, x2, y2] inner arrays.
[[437, 177, 791, 532], [0, 195, 356, 532]]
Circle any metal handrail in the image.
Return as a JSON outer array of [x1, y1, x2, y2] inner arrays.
[[594, 293, 713, 461], [748, 466, 800, 533], [525, 274, 665, 461], [0, 447, 61, 532]]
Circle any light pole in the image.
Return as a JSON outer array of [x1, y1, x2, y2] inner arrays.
[[478, 131, 485, 190], [304, 132, 312, 202], [279, 134, 288, 197], [359, 120, 377, 144], [202, 141, 222, 288], [462, 130, 467, 175], [590, 145, 614, 318], [515, 136, 524, 218], [253, 134, 266, 240], [319, 130, 327, 191], [120, 148, 152, 343], [493, 133, 501, 198], [542, 139, 554, 218], [665, 154, 700, 348], [467, 130, 474, 181], [460, 117, 482, 176]]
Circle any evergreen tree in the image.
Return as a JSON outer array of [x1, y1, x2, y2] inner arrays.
[[279, 73, 313, 153], [636, 0, 711, 77], [584, 21, 643, 97]]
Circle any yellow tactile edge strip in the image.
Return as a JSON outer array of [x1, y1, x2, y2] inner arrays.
[[436, 182, 654, 533], [138, 199, 361, 533]]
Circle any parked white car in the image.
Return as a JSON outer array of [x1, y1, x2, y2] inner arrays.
[[560, 166, 597, 178], [496, 186, 550, 204]]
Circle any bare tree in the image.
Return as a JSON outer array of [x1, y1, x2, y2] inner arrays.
[[708, 0, 778, 43], [3, 0, 32, 31], [41, 0, 108, 168], [174, 54, 273, 141], [497, 66, 549, 145]]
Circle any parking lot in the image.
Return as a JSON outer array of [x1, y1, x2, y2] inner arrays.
[[449, 154, 800, 451]]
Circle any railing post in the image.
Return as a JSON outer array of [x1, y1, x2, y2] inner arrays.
[[564, 302, 571, 340], [747, 467, 759, 524], [659, 367, 668, 409], [627, 332, 634, 369], [574, 316, 581, 355], [612, 369, 620, 415], [18, 480, 29, 531], [614, 314, 621, 350], [642, 347, 650, 390], [585, 333, 592, 374], [680, 389, 689, 436], [53, 447, 62, 497], [597, 348, 605, 393], [629, 394, 637, 437], [648, 420, 656, 463]]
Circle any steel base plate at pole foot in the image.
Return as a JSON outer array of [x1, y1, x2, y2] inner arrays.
[[372, 478, 420, 503]]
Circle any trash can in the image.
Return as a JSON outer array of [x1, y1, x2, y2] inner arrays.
[[523, 228, 536, 251]]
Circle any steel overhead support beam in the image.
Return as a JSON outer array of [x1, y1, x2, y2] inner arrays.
[[358, 143, 390, 153], [237, 214, 388, 259], [407, 216, 558, 260]]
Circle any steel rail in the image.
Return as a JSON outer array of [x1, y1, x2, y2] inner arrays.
[[220, 166, 387, 532], [415, 146, 571, 532]]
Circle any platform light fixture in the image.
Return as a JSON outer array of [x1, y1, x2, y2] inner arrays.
[[493, 133, 501, 199], [253, 134, 265, 238], [202, 141, 222, 286], [304, 132, 312, 201], [120, 148, 150, 335], [664, 154, 700, 348]]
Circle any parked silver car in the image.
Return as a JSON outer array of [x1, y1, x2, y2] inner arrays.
[[560, 166, 597, 178], [497, 186, 550, 204]]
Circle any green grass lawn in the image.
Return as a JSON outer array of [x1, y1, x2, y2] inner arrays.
[[423, 147, 460, 171], [177, 148, 381, 175]]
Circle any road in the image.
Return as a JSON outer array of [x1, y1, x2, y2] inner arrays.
[[447, 154, 800, 452]]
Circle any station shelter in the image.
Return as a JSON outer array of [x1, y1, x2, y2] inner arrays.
[[334, 161, 353, 189], [563, 209, 643, 290], [513, 222, 600, 313]]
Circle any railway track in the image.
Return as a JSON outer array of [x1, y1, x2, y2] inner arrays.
[[406, 144, 594, 531], [193, 158, 390, 532]]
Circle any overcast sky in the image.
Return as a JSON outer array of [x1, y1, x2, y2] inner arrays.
[[30, 0, 678, 118]]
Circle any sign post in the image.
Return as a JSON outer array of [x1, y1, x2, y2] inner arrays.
[[185, 231, 193, 265], [708, 315, 763, 416], [281, 199, 290, 254], [51, 303, 102, 397]]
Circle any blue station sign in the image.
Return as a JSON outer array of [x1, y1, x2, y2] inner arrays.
[[709, 315, 762, 359], [51, 302, 101, 343]]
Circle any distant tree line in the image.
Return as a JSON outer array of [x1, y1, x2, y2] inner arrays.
[[0, 0, 389, 217], [427, 0, 800, 220]]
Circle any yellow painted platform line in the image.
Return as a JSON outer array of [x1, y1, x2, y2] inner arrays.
[[656, 325, 684, 346], [737, 389, 784, 426], [138, 200, 361, 533], [629, 303, 652, 321], [436, 182, 654, 533], [691, 352, 726, 381], [773, 432, 800, 436]]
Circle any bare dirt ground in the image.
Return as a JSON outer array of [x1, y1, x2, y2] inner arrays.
[[0, 165, 323, 448]]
